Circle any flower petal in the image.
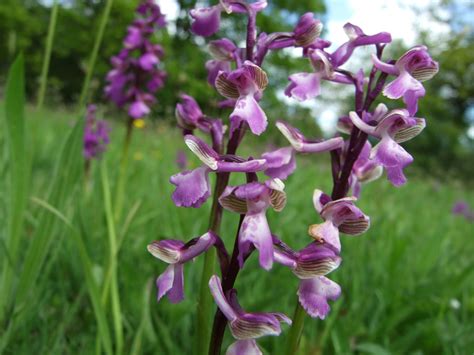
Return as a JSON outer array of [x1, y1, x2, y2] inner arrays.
[[308, 221, 341, 253], [262, 147, 296, 180], [170, 166, 211, 208], [297, 276, 341, 319], [371, 137, 414, 186], [285, 72, 321, 101], [147, 239, 185, 263], [383, 71, 424, 100], [184, 135, 220, 170], [209, 275, 238, 321], [219, 186, 248, 214], [230, 94, 268, 136], [190, 5, 222, 37], [293, 243, 341, 279], [156, 264, 184, 303], [394, 118, 425, 143], [240, 212, 274, 270], [226, 340, 262, 355]]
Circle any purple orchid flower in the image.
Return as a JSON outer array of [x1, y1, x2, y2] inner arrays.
[[285, 48, 353, 101], [83, 104, 110, 160], [272, 238, 342, 319], [349, 141, 383, 197], [209, 275, 291, 353], [148, 232, 219, 303], [331, 23, 392, 67], [373, 46, 439, 115], [308, 189, 370, 253], [170, 135, 267, 208], [175, 94, 225, 149], [349, 109, 426, 186], [215, 61, 269, 136], [293, 13, 323, 48], [219, 179, 286, 270], [190, 0, 268, 37]]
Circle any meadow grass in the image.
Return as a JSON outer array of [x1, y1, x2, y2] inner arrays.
[[1, 103, 473, 354]]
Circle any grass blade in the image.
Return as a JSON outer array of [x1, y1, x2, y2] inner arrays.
[[30, 196, 113, 355], [14, 117, 83, 316], [36, 0, 59, 110], [0, 54, 29, 323]]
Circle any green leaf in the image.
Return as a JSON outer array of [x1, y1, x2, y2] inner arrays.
[[0, 53, 30, 322]]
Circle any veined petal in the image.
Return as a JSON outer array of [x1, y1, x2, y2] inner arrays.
[[394, 117, 426, 143], [308, 221, 341, 253], [293, 243, 342, 279], [297, 276, 341, 319], [285, 72, 321, 101], [230, 95, 268, 136], [243, 61, 268, 92], [215, 71, 241, 99], [219, 186, 248, 214], [184, 135, 219, 170], [240, 212, 274, 270], [147, 240, 184, 264], [170, 166, 211, 208], [294, 13, 323, 47], [226, 340, 262, 355], [267, 179, 287, 212], [339, 215, 370, 235]]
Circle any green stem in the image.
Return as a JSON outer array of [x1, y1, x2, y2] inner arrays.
[[37, 0, 59, 110], [101, 161, 124, 354], [77, 0, 114, 109], [114, 120, 133, 222], [286, 301, 306, 355]]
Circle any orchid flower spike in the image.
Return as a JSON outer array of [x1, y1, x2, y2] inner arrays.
[[349, 109, 426, 186], [148, 232, 219, 303], [209, 275, 291, 353], [216, 61, 269, 136], [170, 135, 267, 208], [372, 46, 439, 115], [219, 179, 286, 270], [308, 189, 370, 253]]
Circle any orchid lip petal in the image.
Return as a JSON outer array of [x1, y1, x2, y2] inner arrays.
[[298, 276, 341, 319]]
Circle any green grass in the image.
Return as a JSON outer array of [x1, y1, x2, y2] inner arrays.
[[1, 103, 473, 354]]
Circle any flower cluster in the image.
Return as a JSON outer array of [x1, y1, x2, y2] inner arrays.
[[105, 0, 166, 119], [147, 1, 438, 354], [83, 104, 110, 160]]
